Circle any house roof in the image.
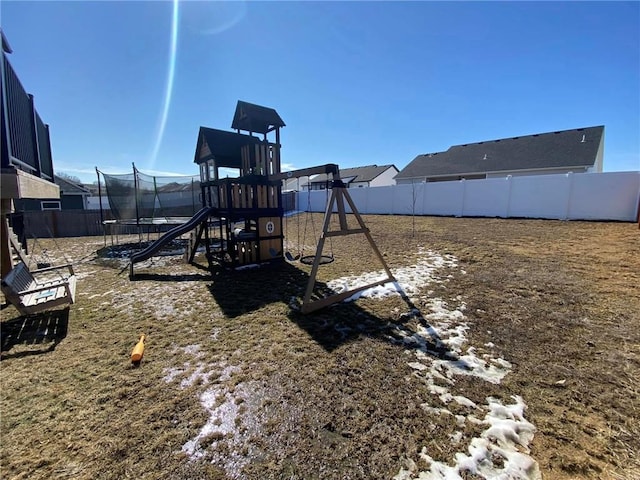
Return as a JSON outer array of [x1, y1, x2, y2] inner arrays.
[[282, 175, 313, 192], [55, 175, 90, 196], [194, 127, 263, 168], [395, 126, 604, 180], [231, 100, 286, 135], [305, 164, 398, 185], [155, 180, 200, 193]]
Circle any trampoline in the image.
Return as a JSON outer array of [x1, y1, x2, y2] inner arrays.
[[96, 164, 201, 243]]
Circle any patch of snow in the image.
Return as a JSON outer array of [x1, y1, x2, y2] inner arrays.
[[163, 364, 189, 383], [182, 388, 239, 459], [398, 396, 540, 480], [74, 270, 99, 280], [85, 290, 114, 299], [356, 249, 540, 480], [183, 344, 203, 357], [453, 396, 477, 409], [165, 358, 256, 477], [161, 342, 246, 463], [420, 404, 453, 417], [326, 249, 458, 302]]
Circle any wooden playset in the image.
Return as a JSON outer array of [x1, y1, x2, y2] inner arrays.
[[129, 101, 395, 313]]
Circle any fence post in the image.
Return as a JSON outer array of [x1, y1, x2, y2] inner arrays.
[[564, 172, 574, 220], [390, 185, 395, 215], [460, 179, 466, 217], [505, 175, 513, 218], [364, 184, 369, 214]]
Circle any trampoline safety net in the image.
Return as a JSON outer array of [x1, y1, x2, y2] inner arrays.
[[100, 167, 200, 223]]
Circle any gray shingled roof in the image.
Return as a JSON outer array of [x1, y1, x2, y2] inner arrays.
[[231, 100, 286, 135], [395, 126, 604, 180], [55, 175, 90, 196], [305, 164, 397, 186]]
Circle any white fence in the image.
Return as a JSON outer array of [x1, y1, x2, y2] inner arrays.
[[299, 171, 640, 222]]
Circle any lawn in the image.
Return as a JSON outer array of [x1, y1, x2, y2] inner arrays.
[[1, 215, 638, 480]]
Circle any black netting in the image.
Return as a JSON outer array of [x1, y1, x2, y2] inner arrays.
[[135, 171, 158, 219], [102, 172, 137, 221], [100, 168, 200, 222], [138, 171, 200, 218]]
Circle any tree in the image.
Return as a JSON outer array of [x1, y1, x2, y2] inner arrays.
[[411, 180, 424, 237], [56, 172, 82, 184]]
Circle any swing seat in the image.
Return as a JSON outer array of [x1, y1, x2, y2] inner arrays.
[[285, 251, 299, 262], [300, 254, 334, 265], [1, 262, 76, 315]]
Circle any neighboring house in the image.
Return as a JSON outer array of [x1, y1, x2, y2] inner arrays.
[[281, 177, 299, 192], [302, 164, 399, 190], [395, 126, 605, 184], [13, 175, 91, 211]]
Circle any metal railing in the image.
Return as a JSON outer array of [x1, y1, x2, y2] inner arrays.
[[1, 53, 54, 179]]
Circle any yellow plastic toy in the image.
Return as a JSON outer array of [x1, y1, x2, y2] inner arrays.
[[131, 334, 145, 364]]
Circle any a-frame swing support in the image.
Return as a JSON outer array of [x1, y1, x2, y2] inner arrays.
[[300, 179, 396, 314]]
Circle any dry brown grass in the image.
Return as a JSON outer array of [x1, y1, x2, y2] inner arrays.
[[1, 215, 639, 480]]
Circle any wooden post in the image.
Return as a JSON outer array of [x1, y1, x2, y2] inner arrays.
[[1, 199, 14, 278], [301, 184, 395, 314], [302, 188, 337, 310]]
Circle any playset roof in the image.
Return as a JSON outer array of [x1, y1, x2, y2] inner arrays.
[[231, 100, 285, 135]]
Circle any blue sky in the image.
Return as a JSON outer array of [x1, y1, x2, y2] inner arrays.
[[2, 1, 639, 183]]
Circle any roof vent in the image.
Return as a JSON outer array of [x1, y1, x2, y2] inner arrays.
[[581, 134, 586, 143], [483, 154, 488, 160]]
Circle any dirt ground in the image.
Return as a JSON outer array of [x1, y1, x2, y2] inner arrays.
[[1, 215, 639, 480]]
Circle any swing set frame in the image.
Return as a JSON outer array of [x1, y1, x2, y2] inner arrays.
[[274, 165, 395, 313]]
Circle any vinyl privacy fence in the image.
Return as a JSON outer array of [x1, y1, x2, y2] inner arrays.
[[299, 171, 640, 221], [14, 171, 640, 239]]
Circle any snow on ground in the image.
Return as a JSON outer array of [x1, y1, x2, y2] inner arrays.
[[395, 395, 539, 480], [327, 249, 458, 300], [80, 267, 202, 318], [161, 247, 539, 479], [328, 248, 540, 480], [162, 344, 255, 477]]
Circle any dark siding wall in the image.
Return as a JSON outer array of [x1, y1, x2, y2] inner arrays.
[[61, 196, 84, 210], [14, 195, 85, 211]]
